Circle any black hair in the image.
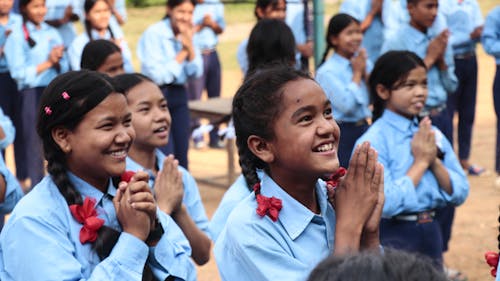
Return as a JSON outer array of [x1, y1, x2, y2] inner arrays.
[[246, 19, 296, 79], [19, 0, 38, 48], [368, 50, 426, 121], [84, 0, 115, 40], [113, 73, 154, 95], [307, 249, 448, 281], [254, 0, 284, 19], [320, 13, 359, 66], [81, 39, 121, 70], [233, 65, 311, 189], [164, 0, 196, 18]]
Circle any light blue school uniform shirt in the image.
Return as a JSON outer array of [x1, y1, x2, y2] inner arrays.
[[0, 108, 15, 150], [126, 150, 210, 237], [481, 6, 500, 64], [381, 23, 458, 108], [45, 0, 78, 47], [354, 110, 469, 217], [285, 0, 307, 47], [315, 53, 372, 123], [236, 38, 249, 74], [0, 173, 197, 281], [214, 172, 335, 281], [441, 0, 483, 56], [0, 13, 21, 73], [4, 21, 69, 90], [0, 152, 23, 231], [68, 28, 134, 72], [137, 18, 203, 86], [192, 0, 225, 51], [340, 0, 384, 62]]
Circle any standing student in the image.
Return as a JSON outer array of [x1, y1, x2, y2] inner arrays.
[[114, 73, 211, 266], [44, 0, 79, 48], [285, 0, 313, 71], [315, 13, 372, 168], [442, 0, 485, 176], [0, 70, 196, 281], [80, 39, 124, 77], [214, 65, 385, 281], [339, 0, 384, 63], [68, 0, 133, 72], [4, 0, 68, 189], [137, 0, 202, 170], [482, 5, 500, 186], [188, 0, 225, 149], [355, 50, 468, 267]]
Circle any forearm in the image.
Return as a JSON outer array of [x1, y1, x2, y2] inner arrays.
[[406, 161, 428, 187], [430, 159, 452, 195], [333, 219, 362, 255]]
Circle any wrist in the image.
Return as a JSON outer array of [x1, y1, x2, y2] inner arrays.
[[146, 218, 164, 246]]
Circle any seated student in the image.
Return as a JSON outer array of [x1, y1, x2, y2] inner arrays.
[[0, 70, 196, 281], [214, 65, 384, 281], [307, 248, 448, 281], [354, 50, 469, 267], [114, 73, 211, 266], [80, 39, 124, 77], [68, 0, 133, 72]]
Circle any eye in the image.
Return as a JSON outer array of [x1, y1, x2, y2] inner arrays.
[[324, 107, 333, 118], [124, 117, 132, 127], [298, 114, 313, 123], [138, 107, 149, 113], [98, 123, 113, 131], [160, 102, 168, 110]]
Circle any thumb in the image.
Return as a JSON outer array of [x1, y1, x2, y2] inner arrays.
[[113, 188, 123, 210]]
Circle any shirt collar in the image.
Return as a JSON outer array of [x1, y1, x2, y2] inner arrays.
[[406, 24, 431, 45], [381, 109, 419, 134], [260, 173, 330, 240], [90, 28, 112, 40], [125, 149, 165, 182], [162, 18, 176, 40], [331, 53, 351, 70], [68, 172, 117, 207]]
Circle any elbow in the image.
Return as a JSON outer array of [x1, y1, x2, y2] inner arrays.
[[192, 242, 211, 265]]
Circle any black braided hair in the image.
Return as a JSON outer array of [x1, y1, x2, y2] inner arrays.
[[84, 0, 115, 41], [232, 64, 311, 189], [368, 51, 426, 122], [19, 0, 38, 48], [319, 13, 359, 66]]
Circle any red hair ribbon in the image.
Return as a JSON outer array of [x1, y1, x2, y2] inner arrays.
[[485, 251, 499, 277], [69, 197, 105, 244], [325, 167, 347, 188], [253, 182, 282, 222], [121, 171, 135, 183]]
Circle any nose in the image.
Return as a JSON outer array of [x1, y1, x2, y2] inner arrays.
[[115, 126, 135, 145], [317, 116, 339, 138]]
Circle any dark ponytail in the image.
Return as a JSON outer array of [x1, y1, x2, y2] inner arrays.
[[320, 13, 359, 66], [19, 0, 37, 48]]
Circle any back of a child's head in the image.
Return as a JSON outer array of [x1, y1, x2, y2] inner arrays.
[[308, 249, 447, 281], [246, 19, 296, 78], [81, 39, 121, 71], [113, 73, 154, 95], [320, 13, 359, 65], [233, 65, 310, 187], [369, 50, 426, 121]]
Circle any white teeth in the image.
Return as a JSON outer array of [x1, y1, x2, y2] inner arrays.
[[111, 150, 126, 157], [316, 143, 333, 152]]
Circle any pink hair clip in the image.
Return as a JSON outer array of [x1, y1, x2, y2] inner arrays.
[[62, 91, 70, 100], [44, 106, 52, 115]]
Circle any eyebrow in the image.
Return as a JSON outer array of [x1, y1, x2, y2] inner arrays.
[[291, 100, 330, 119]]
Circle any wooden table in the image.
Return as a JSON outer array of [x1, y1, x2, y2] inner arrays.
[[188, 97, 236, 188]]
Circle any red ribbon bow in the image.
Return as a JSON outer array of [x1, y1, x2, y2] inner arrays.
[[69, 197, 105, 244], [120, 170, 136, 183], [253, 183, 282, 222], [485, 251, 499, 277], [326, 167, 347, 188]]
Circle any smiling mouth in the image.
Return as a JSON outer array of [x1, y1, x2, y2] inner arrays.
[[153, 126, 168, 134], [314, 143, 334, 152], [109, 149, 127, 158]]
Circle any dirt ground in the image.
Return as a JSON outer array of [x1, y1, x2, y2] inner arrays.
[[187, 45, 500, 281]]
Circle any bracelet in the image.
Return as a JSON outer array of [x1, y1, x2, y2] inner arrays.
[[146, 218, 164, 245]]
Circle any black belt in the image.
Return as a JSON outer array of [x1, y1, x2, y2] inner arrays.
[[454, 52, 475, 60], [393, 210, 435, 224]]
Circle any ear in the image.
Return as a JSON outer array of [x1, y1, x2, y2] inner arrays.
[[247, 135, 274, 164], [255, 7, 265, 19], [329, 35, 338, 48], [376, 84, 391, 101], [51, 126, 72, 154]]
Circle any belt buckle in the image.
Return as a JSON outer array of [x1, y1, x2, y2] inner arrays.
[[417, 212, 433, 224]]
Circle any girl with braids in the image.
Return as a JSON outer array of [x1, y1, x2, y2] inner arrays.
[[81, 39, 124, 77], [214, 65, 384, 281], [68, 0, 132, 72], [315, 13, 372, 168], [4, 0, 68, 189], [354, 51, 468, 268], [114, 73, 211, 265], [0, 70, 196, 281]]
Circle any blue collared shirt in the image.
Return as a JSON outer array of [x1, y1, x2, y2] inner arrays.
[[126, 150, 210, 238], [0, 152, 23, 231], [340, 0, 384, 62], [315, 53, 372, 122], [354, 110, 469, 217], [137, 18, 202, 86], [45, 0, 78, 47], [214, 172, 335, 281], [0, 107, 15, 150], [68, 28, 133, 72], [192, 0, 225, 50], [0, 13, 21, 73], [0, 173, 196, 281], [381, 23, 458, 107], [441, 0, 483, 55], [4, 21, 69, 90], [285, 0, 307, 46], [481, 6, 500, 64]]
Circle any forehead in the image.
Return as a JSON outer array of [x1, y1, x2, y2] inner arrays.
[[82, 93, 127, 120], [413, 0, 438, 7], [126, 81, 164, 102], [280, 78, 328, 110]]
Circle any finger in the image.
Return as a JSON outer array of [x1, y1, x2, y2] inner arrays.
[[130, 202, 157, 214], [128, 181, 152, 194], [129, 191, 155, 205], [346, 143, 362, 181], [371, 161, 383, 194], [118, 181, 128, 192], [113, 188, 123, 210], [131, 170, 149, 183], [365, 147, 378, 184]]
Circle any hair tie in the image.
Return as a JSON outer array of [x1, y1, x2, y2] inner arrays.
[[62, 91, 70, 100], [69, 197, 105, 244], [253, 182, 282, 222], [44, 106, 52, 116], [325, 167, 347, 189]]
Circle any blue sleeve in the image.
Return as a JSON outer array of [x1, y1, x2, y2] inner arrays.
[[52, 29, 69, 74], [4, 31, 37, 88], [0, 108, 15, 149], [0, 155, 22, 215], [68, 35, 84, 70], [216, 3, 225, 30], [114, 0, 127, 21], [185, 48, 203, 80], [440, 43, 458, 93], [339, 0, 364, 21], [481, 8, 500, 57], [236, 40, 248, 75], [117, 38, 134, 73], [180, 168, 210, 238]]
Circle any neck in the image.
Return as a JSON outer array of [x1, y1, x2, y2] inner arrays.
[[269, 168, 320, 214], [0, 13, 9, 24], [94, 27, 108, 37], [128, 145, 157, 171], [410, 21, 427, 34]]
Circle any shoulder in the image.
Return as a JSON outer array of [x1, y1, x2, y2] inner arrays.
[[356, 120, 388, 146], [143, 20, 170, 37], [70, 34, 89, 49]]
